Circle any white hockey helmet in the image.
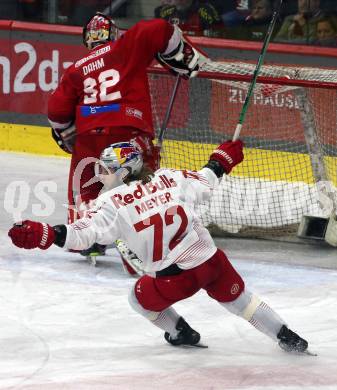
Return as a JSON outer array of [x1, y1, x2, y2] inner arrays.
[[95, 142, 143, 182], [83, 12, 119, 50]]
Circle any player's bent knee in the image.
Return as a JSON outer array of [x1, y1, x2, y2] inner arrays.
[[128, 283, 160, 321], [134, 275, 173, 312], [222, 290, 261, 321], [207, 276, 245, 303]]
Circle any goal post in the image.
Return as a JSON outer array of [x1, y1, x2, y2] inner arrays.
[[148, 60, 337, 240]]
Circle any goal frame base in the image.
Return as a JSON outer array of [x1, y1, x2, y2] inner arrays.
[[297, 215, 337, 247]]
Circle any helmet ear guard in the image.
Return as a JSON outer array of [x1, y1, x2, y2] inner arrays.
[[83, 12, 119, 49]]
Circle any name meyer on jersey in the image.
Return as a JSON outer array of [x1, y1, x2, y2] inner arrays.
[[111, 174, 177, 214]]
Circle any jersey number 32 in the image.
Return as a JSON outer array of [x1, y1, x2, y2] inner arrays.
[[83, 68, 121, 104]]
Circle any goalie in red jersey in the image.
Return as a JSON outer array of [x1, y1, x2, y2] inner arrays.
[[8, 139, 309, 354], [47, 13, 203, 265]]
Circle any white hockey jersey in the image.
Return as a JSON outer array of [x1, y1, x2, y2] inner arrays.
[[64, 167, 219, 273]]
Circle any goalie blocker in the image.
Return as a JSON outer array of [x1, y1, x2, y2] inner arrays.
[[157, 25, 205, 79], [50, 122, 76, 154]]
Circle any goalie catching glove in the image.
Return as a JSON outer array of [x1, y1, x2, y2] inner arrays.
[[157, 26, 205, 79], [8, 220, 55, 250], [208, 140, 244, 175], [51, 123, 76, 154]]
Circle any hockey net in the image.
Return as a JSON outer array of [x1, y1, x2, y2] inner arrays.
[[148, 60, 337, 239]]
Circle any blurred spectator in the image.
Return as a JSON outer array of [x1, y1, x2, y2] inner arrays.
[[221, 0, 250, 27], [155, 0, 224, 37], [237, 0, 281, 41], [274, 0, 324, 44], [210, 0, 237, 16], [313, 15, 337, 46], [19, 0, 43, 21], [322, 0, 337, 14], [154, 0, 175, 17], [58, 0, 72, 23], [69, 1, 108, 25], [69, 1, 128, 26], [0, 0, 18, 19]]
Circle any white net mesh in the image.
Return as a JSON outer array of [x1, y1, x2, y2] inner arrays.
[[201, 60, 337, 85], [149, 61, 337, 238]]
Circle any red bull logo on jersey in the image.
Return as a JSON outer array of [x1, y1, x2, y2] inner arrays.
[[110, 174, 176, 211]]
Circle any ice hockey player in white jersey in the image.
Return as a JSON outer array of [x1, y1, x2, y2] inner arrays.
[[8, 140, 309, 353]]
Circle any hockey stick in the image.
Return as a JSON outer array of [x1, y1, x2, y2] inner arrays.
[[156, 31, 211, 149], [157, 74, 182, 149], [232, 0, 283, 141]]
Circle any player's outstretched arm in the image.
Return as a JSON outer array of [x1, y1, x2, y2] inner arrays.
[[8, 220, 67, 250], [205, 140, 244, 178], [9, 206, 118, 251], [157, 25, 205, 79]]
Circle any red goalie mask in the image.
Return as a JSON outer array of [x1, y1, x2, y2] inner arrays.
[[83, 12, 119, 50]]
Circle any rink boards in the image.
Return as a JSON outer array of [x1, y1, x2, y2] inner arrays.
[[1, 121, 336, 187]]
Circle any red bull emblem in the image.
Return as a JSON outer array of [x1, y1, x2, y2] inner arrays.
[[115, 146, 135, 165]]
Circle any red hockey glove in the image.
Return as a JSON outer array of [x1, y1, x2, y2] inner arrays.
[[8, 220, 55, 250], [130, 135, 161, 170], [209, 140, 244, 174]]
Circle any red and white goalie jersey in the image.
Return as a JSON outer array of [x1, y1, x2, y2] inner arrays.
[[48, 19, 174, 136], [64, 167, 219, 273]]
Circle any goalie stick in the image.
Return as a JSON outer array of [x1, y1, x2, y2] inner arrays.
[[157, 74, 182, 149], [85, 75, 183, 272], [111, 75, 182, 275], [157, 38, 209, 149], [232, 0, 284, 141], [114, 76, 183, 275]]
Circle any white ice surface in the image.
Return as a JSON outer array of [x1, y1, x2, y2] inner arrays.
[[1, 152, 337, 390]]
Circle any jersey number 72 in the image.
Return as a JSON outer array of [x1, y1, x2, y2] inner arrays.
[[134, 205, 188, 262]]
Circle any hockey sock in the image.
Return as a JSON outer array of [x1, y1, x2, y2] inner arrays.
[[151, 307, 180, 338], [128, 285, 180, 338], [220, 289, 285, 341]]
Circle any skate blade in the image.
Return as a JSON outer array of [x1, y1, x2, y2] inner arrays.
[[282, 348, 317, 356], [175, 343, 208, 349], [302, 349, 317, 356], [191, 343, 208, 349]]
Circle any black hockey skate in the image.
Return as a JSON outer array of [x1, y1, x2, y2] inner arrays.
[[164, 317, 206, 347], [277, 325, 308, 353]]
